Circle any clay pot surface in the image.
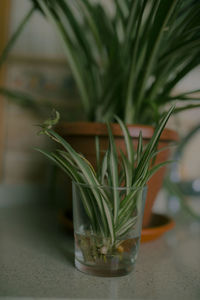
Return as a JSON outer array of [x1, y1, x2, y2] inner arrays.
[[56, 122, 178, 228]]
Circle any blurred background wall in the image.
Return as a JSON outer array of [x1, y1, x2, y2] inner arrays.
[[0, 0, 200, 187], [1, 0, 82, 184]]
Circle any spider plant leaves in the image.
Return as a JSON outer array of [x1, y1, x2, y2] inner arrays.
[[145, 160, 176, 182], [173, 103, 200, 114], [135, 105, 175, 181], [124, 0, 148, 123], [35, 147, 72, 179], [135, 0, 179, 113], [113, 0, 127, 36], [166, 89, 200, 103], [125, 0, 141, 40], [137, 131, 143, 164], [115, 115, 134, 166], [150, 143, 177, 161], [2, 1, 200, 123], [114, 0, 130, 21], [0, 87, 40, 111], [38, 1, 91, 118], [36, 148, 99, 230], [77, 0, 103, 52], [51, 154, 96, 225], [78, 153, 96, 176], [118, 187, 139, 214], [56, 150, 79, 170], [115, 216, 137, 238], [95, 136, 100, 177], [57, 0, 96, 64], [37, 107, 174, 244], [55, 0, 102, 103], [41, 128, 115, 243], [42, 110, 60, 129], [100, 149, 109, 185], [120, 150, 132, 195], [0, 7, 35, 67], [107, 123, 120, 225]]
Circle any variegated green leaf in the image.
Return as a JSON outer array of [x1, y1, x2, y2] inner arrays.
[[95, 136, 100, 177], [107, 123, 119, 225], [116, 216, 137, 238], [120, 150, 132, 194], [137, 131, 143, 164], [115, 115, 134, 166]]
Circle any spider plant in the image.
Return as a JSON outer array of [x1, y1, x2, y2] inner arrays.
[[1, 0, 199, 124], [36, 106, 175, 249]]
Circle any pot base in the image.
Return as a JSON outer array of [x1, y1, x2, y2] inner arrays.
[[75, 259, 134, 277]]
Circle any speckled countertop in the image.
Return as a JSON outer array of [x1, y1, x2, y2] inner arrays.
[[0, 185, 200, 300]]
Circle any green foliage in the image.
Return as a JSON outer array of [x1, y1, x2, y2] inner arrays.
[[0, 0, 200, 124], [36, 106, 175, 244], [32, 0, 200, 123]]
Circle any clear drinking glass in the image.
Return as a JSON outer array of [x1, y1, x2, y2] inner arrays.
[[73, 182, 147, 277]]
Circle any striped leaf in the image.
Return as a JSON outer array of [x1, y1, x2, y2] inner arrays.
[[107, 123, 120, 225], [137, 131, 143, 164], [115, 115, 134, 166], [120, 150, 132, 194], [100, 150, 109, 185], [135, 106, 175, 180], [115, 216, 137, 238], [95, 136, 100, 177], [146, 160, 176, 182], [37, 108, 175, 245], [46, 129, 115, 243]]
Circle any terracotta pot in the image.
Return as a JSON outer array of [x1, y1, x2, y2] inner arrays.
[[56, 122, 178, 228]]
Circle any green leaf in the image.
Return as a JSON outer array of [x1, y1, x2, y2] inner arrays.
[[137, 131, 143, 164], [116, 216, 137, 238], [51, 152, 96, 224], [135, 0, 179, 114], [0, 7, 35, 67], [115, 115, 134, 166], [120, 150, 132, 194], [146, 160, 176, 182], [44, 128, 115, 243], [173, 104, 200, 114], [95, 136, 100, 176], [107, 123, 120, 225], [38, 1, 91, 118], [0, 87, 40, 111], [118, 188, 140, 221], [77, 0, 103, 52], [135, 106, 175, 180], [100, 150, 109, 185], [36, 105, 175, 245]]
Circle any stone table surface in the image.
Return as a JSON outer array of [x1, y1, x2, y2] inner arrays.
[[0, 184, 200, 300]]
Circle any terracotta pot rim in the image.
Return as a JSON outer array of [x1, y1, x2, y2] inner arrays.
[[57, 121, 179, 142]]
